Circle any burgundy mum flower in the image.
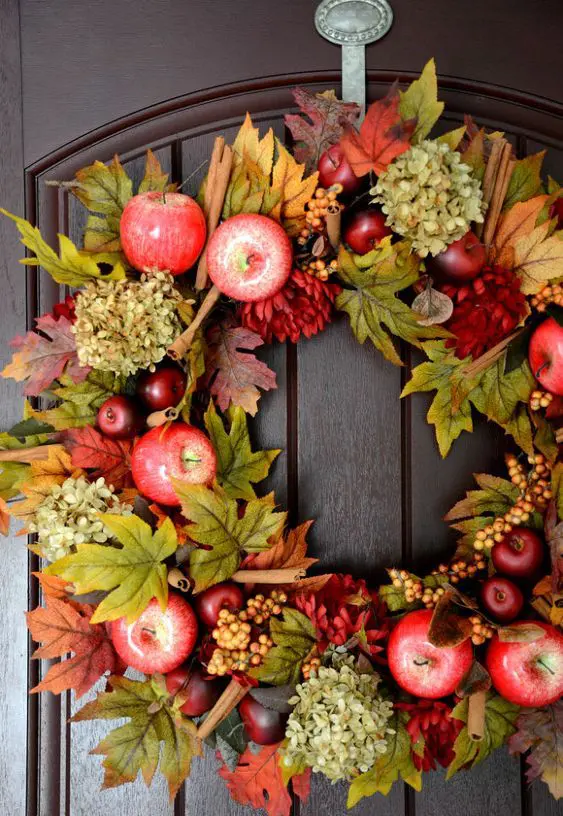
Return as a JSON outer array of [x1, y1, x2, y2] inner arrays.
[[51, 295, 76, 323], [440, 266, 527, 360], [240, 269, 341, 344], [397, 699, 463, 771]]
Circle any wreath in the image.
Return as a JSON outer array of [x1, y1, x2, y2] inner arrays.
[[0, 59, 561, 812]]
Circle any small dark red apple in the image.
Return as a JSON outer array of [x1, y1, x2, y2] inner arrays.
[[110, 594, 198, 674], [528, 317, 563, 396], [480, 576, 524, 624], [120, 191, 206, 276], [207, 213, 292, 302], [387, 609, 473, 698], [194, 582, 245, 628], [238, 695, 288, 745], [486, 621, 563, 707], [343, 208, 392, 254], [165, 665, 225, 716], [491, 529, 544, 579], [136, 364, 187, 412], [131, 422, 216, 506], [96, 395, 144, 439], [426, 230, 486, 284], [317, 143, 362, 197]]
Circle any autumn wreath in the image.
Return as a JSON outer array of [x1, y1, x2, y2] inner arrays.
[[0, 59, 561, 812]]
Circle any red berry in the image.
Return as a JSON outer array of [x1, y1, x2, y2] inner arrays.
[[194, 583, 245, 629], [480, 576, 524, 623], [426, 230, 486, 285], [96, 395, 144, 440], [238, 695, 288, 745], [165, 665, 226, 716], [136, 365, 187, 412], [491, 529, 544, 579], [343, 208, 392, 254], [317, 144, 361, 197]]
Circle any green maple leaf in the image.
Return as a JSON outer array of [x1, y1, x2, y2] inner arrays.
[[46, 515, 177, 623], [503, 151, 545, 210], [72, 155, 133, 253], [399, 58, 444, 143], [29, 370, 125, 431], [0, 209, 126, 286], [174, 482, 286, 592], [401, 341, 476, 457], [204, 402, 280, 500], [336, 242, 448, 367], [445, 473, 520, 522], [72, 674, 199, 799], [347, 710, 422, 808], [249, 608, 316, 685], [447, 693, 520, 778]]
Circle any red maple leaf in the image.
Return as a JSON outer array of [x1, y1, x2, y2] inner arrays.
[[26, 596, 123, 697], [62, 425, 133, 489], [292, 768, 311, 804], [340, 83, 415, 177], [218, 743, 292, 816], [2, 314, 90, 396]]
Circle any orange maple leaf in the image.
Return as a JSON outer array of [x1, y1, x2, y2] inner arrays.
[[219, 743, 292, 816], [0, 496, 10, 536], [33, 570, 73, 601], [26, 596, 122, 697], [490, 195, 548, 268], [340, 83, 415, 177]]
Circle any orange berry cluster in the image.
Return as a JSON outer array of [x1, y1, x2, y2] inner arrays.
[[207, 590, 287, 677], [300, 257, 339, 281], [389, 569, 424, 604], [301, 185, 343, 233], [472, 454, 552, 555], [530, 283, 563, 311], [529, 390, 553, 411], [469, 615, 495, 646], [301, 656, 321, 680]]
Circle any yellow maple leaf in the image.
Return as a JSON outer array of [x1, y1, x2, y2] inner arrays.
[[232, 113, 275, 176], [10, 446, 82, 523], [271, 141, 318, 234], [491, 195, 548, 268], [514, 222, 563, 294]]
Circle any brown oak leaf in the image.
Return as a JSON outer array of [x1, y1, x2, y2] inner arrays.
[[26, 596, 122, 697], [339, 83, 415, 177], [205, 320, 277, 416], [2, 315, 89, 397], [218, 743, 292, 816], [62, 425, 133, 489]]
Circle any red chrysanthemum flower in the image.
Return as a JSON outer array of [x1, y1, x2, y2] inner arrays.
[[239, 269, 341, 344], [396, 699, 463, 772], [51, 295, 76, 323], [295, 573, 389, 659], [440, 266, 527, 360]]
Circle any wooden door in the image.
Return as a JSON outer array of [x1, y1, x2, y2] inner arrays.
[[1, 1, 562, 814]]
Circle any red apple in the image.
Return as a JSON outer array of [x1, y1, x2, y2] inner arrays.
[[136, 364, 187, 412], [207, 214, 292, 302], [131, 422, 216, 506], [239, 695, 288, 745], [120, 191, 206, 276], [110, 594, 198, 674], [491, 528, 544, 579], [529, 317, 563, 396], [387, 609, 473, 698], [317, 143, 362, 197], [165, 665, 225, 716], [549, 198, 563, 230], [480, 576, 524, 624], [486, 621, 563, 707], [194, 582, 244, 628], [343, 208, 392, 254], [426, 230, 486, 284], [96, 395, 144, 439]]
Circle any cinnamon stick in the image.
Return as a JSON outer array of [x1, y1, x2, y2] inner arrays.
[[195, 141, 233, 290], [326, 203, 342, 250], [467, 690, 486, 741], [483, 141, 514, 250], [146, 406, 180, 428], [0, 444, 64, 463], [167, 567, 190, 592], [475, 139, 504, 239], [232, 567, 307, 584], [167, 285, 221, 360], [463, 328, 523, 379], [196, 678, 249, 741]]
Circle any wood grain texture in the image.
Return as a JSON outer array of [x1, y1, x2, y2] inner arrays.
[[0, 3, 30, 815]]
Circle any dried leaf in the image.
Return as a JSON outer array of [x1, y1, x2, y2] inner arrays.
[[428, 590, 473, 647], [2, 315, 89, 397], [412, 286, 453, 326], [205, 321, 277, 416], [445, 473, 519, 522], [513, 222, 563, 295], [249, 684, 296, 714], [219, 743, 292, 816], [138, 149, 173, 194], [61, 426, 133, 490], [340, 83, 415, 176], [46, 515, 178, 624], [284, 88, 360, 170], [456, 660, 491, 697], [26, 596, 121, 697], [508, 701, 563, 799], [491, 195, 548, 268], [497, 622, 546, 643], [249, 608, 316, 686], [399, 58, 444, 143]]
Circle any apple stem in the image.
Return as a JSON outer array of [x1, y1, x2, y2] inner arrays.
[[162, 190, 167, 205], [141, 627, 156, 636], [535, 361, 550, 379], [413, 657, 431, 667], [537, 657, 555, 675]]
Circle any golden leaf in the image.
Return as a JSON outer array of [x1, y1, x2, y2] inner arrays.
[[514, 223, 563, 295], [491, 195, 548, 268], [232, 113, 275, 177], [271, 141, 318, 234], [10, 446, 81, 522]]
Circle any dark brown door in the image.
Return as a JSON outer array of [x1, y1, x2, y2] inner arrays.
[[1, 1, 562, 814]]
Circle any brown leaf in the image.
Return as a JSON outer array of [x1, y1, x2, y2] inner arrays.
[[497, 622, 547, 643], [62, 426, 133, 490], [412, 286, 454, 326], [340, 83, 415, 177], [491, 195, 548, 268], [428, 590, 473, 647], [456, 660, 492, 697]]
